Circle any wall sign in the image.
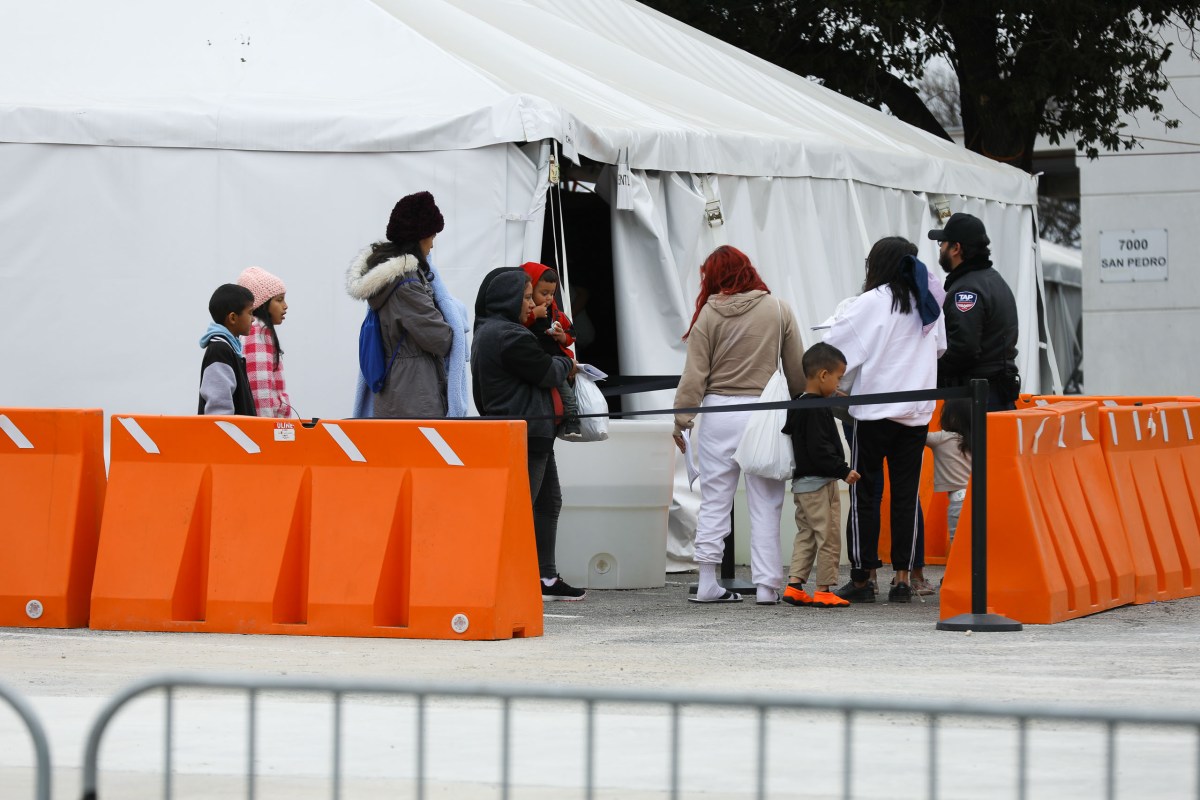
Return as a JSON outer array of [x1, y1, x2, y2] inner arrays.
[[1099, 229, 1168, 282]]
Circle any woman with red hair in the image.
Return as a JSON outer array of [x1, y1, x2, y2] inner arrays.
[[673, 246, 806, 604]]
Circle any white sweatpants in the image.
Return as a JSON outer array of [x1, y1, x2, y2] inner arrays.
[[693, 394, 785, 590]]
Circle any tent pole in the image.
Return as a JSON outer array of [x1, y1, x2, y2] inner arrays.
[[1031, 193, 1065, 395], [549, 139, 573, 320]]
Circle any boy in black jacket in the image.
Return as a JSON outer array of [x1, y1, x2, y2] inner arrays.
[[198, 284, 257, 416], [780, 343, 860, 608]]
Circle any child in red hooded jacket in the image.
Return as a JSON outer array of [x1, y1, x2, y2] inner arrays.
[[522, 262, 583, 440]]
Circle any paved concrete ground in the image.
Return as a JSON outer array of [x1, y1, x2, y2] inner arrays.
[[2, 564, 1199, 798]]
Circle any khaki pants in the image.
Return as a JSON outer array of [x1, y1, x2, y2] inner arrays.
[[789, 481, 841, 587]]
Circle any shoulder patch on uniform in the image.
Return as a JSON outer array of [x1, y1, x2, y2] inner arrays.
[[954, 291, 978, 312]]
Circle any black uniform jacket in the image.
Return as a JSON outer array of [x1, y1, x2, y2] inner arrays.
[[938, 257, 1019, 388]]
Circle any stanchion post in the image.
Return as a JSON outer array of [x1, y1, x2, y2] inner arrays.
[[936, 379, 1022, 632], [970, 376, 989, 614], [719, 508, 756, 593]]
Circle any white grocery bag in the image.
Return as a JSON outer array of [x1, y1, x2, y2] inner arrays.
[[732, 369, 794, 480], [571, 373, 609, 442]]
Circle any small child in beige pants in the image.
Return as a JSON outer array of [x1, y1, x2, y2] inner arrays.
[[779, 343, 860, 608]]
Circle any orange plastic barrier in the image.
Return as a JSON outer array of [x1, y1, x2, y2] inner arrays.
[[1018, 394, 1199, 410], [1099, 402, 1200, 604], [0, 408, 106, 628], [940, 402, 1135, 624], [91, 416, 542, 640]]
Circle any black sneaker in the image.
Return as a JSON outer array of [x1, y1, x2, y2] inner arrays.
[[834, 579, 875, 604], [542, 576, 586, 601], [888, 582, 913, 604]]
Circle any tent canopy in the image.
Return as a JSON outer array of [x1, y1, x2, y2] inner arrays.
[[0, 0, 1035, 204], [0, 0, 1046, 422]]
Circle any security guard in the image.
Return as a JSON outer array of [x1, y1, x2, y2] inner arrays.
[[928, 213, 1019, 411]]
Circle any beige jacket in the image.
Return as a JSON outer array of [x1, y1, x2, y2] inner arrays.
[[926, 430, 971, 492], [673, 290, 806, 433]]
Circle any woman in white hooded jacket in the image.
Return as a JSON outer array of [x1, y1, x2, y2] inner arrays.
[[824, 236, 946, 604]]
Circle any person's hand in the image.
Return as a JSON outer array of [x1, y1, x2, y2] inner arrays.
[[547, 320, 567, 344], [532, 303, 549, 319], [845, 469, 860, 485], [672, 430, 687, 454], [568, 359, 579, 379]]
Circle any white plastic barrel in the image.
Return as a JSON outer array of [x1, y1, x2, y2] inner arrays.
[[555, 420, 676, 589]]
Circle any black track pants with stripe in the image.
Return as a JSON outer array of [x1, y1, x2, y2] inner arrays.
[[846, 418, 929, 583]]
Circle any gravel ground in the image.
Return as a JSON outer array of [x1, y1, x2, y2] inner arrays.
[[3, 564, 1199, 707], [2, 564, 1199, 798]]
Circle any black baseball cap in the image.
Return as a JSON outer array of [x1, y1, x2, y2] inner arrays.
[[928, 212, 989, 246]]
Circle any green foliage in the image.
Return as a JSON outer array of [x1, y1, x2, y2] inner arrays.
[[641, 0, 1199, 172]]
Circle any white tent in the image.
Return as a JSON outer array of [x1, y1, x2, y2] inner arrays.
[[1039, 240, 1083, 393], [0, 0, 1045, 421]]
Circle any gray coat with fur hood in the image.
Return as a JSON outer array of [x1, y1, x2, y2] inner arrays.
[[346, 247, 452, 418]]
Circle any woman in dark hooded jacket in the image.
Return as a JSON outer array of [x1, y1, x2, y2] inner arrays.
[[471, 268, 585, 601]]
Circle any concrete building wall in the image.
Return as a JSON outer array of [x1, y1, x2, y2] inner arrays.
[[1078, 29, 1200, 394]]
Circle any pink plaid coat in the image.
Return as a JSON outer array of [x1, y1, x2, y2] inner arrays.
[[242, 319, 294, 418]]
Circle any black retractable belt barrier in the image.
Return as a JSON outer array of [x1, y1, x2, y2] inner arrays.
[[372, 375, 1022, 630], [588, 376, 1012, 633], [597, 375, 681, 397]]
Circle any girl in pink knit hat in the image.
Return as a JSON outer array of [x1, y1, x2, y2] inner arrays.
[[236, 266, 296, 418]]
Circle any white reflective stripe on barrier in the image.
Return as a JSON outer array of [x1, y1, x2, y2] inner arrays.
[[419, 427, 464, 466], [117, 417, 159, 454], [1057, 415, 1067, 449], [1108, 413, 1119, 445], [1185, 409, 1194, 441], [1017, 418, 1024, 455], [0, 414, 34, 449], [323, 423, 366, 463], [215, 421, 260, 454], [1035, 399, 1049, 406], [1080, 412, 1094, 442], [1133, 410, 1142, 441], [1032, 418, 1047, 455], [1159, 410, 1168, 443]]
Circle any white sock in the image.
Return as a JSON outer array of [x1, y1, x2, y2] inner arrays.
[[757, 584, 779, 604], [541, 576, 556, 586], [696, 563, 724, 600]]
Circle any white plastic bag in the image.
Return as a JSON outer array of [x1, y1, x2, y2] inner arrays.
[[570, 373, 609, 442], [732, 369, 794, 480]]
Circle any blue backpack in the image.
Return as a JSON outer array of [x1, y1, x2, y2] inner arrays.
[[358, 277, 416, 393]]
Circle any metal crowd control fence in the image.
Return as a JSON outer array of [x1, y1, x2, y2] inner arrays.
[[0, 679, 52, 800], [80, 672, 1200, 800]]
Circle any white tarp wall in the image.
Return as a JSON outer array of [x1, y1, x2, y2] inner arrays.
[[0, 142, 541, 417], [605, 171, 1041, 408]]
